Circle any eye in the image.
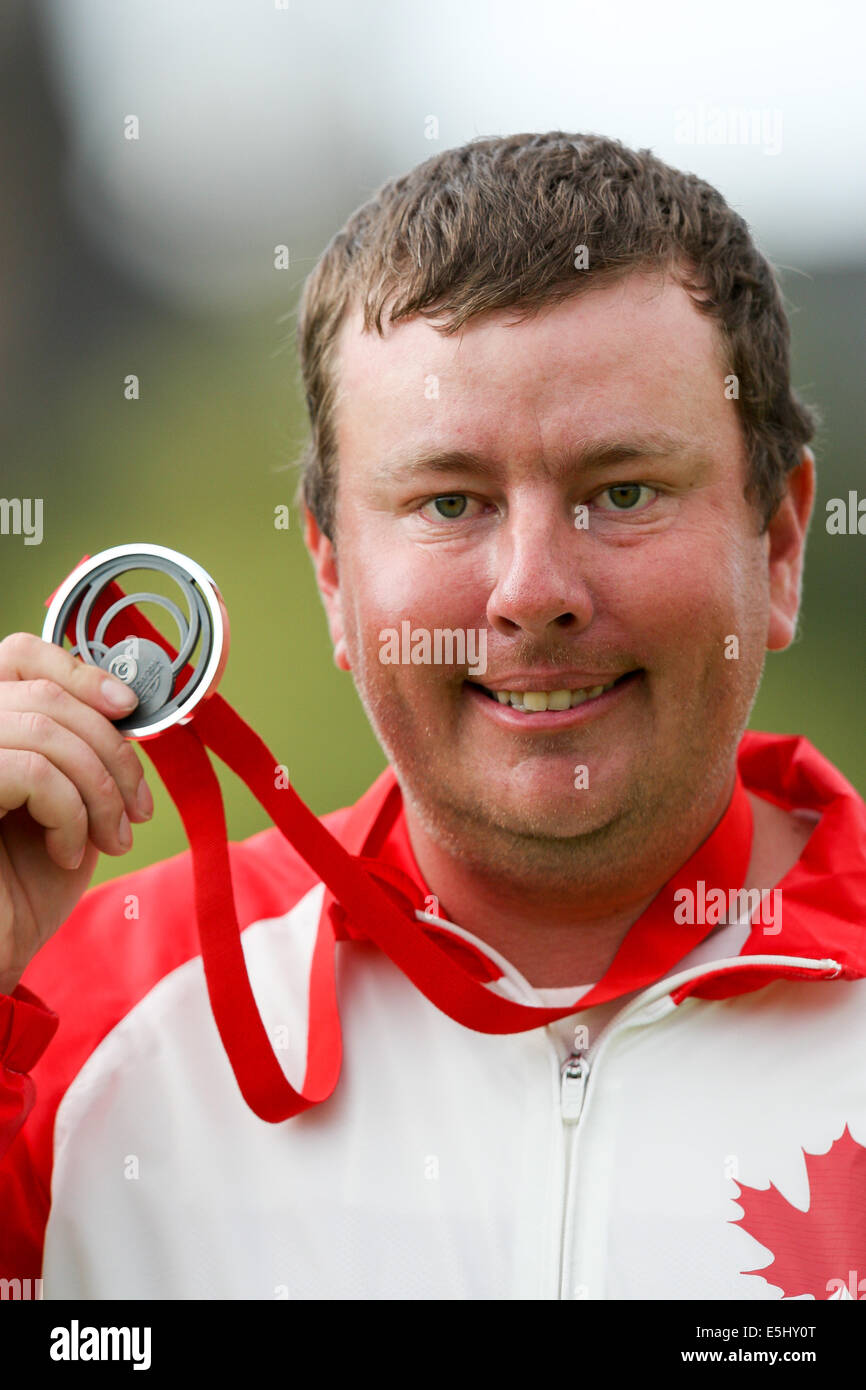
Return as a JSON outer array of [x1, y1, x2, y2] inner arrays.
[[594, 483, 657, 511], [419, 493, 477, 522]]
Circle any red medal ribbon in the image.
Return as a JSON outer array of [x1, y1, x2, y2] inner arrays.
[[49, 571, 753, 1123]]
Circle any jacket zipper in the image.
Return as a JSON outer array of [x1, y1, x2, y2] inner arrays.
[[554, 952, 841, 1300], [560, 1051, 589, 1123]]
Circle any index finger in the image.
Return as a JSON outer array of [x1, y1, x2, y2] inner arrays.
[[0, 632, 140, 717]]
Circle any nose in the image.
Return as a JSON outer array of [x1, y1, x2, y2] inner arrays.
[[485, 494, 595, 641]]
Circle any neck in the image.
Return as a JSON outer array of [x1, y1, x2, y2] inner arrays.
[[402, 784, 811, 989]]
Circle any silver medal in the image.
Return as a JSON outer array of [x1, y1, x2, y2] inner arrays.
[[42, 543, 230, 739]]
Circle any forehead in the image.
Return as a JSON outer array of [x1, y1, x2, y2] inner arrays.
[[333, 270, 732, 459]]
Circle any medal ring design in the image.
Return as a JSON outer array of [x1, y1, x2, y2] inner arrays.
[[42, 543, 230, 739]]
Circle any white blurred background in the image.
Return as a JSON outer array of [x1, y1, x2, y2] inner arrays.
[[35, 0, 866, 311]]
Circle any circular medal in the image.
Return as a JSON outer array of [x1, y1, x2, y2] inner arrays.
[[41, 543, 230, 739]]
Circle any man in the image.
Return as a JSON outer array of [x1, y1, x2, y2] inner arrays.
[[1, 132, 864, 1301]]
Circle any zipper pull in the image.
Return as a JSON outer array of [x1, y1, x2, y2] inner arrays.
[[560, 1052, 589, 1123]]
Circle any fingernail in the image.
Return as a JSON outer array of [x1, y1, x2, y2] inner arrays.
[[102, 679, 138, 711], [117, 811, 133, 848], [135, 781, 154, 820]]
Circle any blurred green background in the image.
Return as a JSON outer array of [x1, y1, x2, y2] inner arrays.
[[0, 6, 863, 891], [1, 312, 391, 884]]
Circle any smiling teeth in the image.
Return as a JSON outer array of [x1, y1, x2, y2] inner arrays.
[[492, 681, 617, 711]]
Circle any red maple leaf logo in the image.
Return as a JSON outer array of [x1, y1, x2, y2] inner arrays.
[[732, 1125, 866, 1299]]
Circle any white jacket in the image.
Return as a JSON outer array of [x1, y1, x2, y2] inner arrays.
[[2, 731, 864, 1300]]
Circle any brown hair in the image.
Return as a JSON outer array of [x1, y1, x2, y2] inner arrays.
[[295, 131, 817, 541]]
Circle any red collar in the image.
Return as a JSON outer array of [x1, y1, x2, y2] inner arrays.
[[321, 772, 505, 981], [321, 732, 866, 1001], [677, 732, 866, 1000]]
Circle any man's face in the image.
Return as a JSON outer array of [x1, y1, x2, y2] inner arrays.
[[309, 270, 805, 885]]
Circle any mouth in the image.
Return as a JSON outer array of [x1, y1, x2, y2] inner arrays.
[[466, 669, 642, 712], [467, 669, 644, 728]]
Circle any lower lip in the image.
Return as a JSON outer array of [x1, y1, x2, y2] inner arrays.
[[464, 671, 643, 729]]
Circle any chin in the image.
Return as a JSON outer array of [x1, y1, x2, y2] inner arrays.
[[413, 767, 625, 846]]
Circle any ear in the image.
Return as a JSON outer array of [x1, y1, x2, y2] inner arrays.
[[766, 446, 816, 651], [303, 507, 351, 671]]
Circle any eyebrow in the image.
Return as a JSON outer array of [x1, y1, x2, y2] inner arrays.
[[371, 433, 693, 486]]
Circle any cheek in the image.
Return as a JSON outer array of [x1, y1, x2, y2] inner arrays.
[[608, 526, 764, 660], [344, 538, 482, 635]]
